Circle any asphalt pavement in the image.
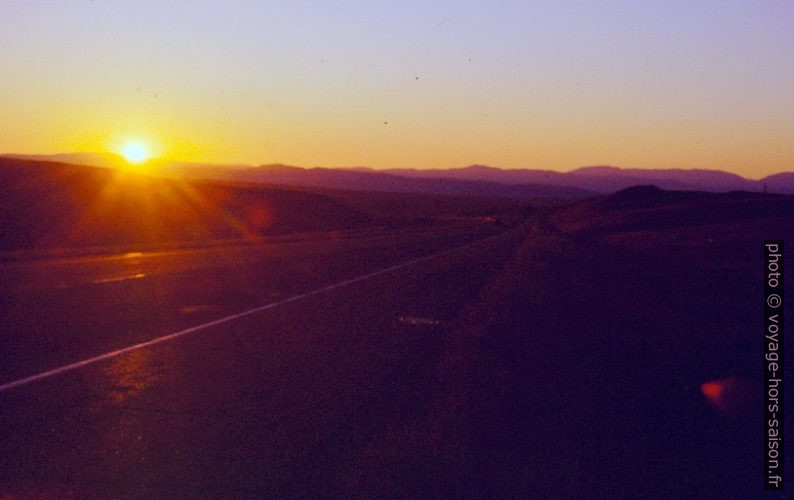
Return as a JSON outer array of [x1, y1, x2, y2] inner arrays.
[[0, 222, 523, 497]]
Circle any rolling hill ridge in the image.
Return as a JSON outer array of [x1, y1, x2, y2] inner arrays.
[[6, 153, 791, 195]]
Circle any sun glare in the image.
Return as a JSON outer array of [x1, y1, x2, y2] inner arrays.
[[121, 141, 150, 164]]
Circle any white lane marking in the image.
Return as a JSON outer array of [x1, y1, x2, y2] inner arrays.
[[92, 273, 147, 284], [0, 233, 504, 393]]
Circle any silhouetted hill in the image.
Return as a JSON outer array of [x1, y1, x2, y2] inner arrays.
[[0, 155, 592, 199], [380, 164, 570, 186], [597, 184, 668, 204], [0, 158, 536, 253], [2, 152, 252, 172], [381, 164, 765, 192], [0, 158, 372, 252], [553, 185, 794, 235], [571, 165, 755, 191], [5, 153, 793, 196], [168, 164, 593, 199], [177, 162, 791, 197], [2, 152, 127, 168], [761, 172, 794, 194]]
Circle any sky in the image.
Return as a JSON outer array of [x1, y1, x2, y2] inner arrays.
[[1, 1, 793, 177]]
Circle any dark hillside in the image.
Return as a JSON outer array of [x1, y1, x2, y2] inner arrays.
[[0, 159, 370, 251]]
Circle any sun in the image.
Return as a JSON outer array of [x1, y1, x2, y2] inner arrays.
[[120, 141, 150, 164]]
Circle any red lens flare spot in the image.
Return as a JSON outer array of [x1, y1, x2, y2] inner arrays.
[[701, 377, 756, 417]]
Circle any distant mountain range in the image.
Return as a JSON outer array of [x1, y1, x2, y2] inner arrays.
[[3, 152, 792, 196], [376, 164, 794, 193]]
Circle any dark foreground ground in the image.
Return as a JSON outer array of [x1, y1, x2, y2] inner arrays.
[[1, 187, 792, 498]]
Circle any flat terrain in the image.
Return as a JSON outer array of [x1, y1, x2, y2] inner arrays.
[[1, 186, 791, 497]]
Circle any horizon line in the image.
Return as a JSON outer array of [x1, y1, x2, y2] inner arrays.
[[1, 151, 791, 181]]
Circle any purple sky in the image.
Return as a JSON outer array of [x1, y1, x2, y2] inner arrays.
[[1, 1, 793, 176]]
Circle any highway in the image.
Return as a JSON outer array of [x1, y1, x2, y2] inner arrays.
[[1, 222, 495, 382], [0, 221, 524, 497]]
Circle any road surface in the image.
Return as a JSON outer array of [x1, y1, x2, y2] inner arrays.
[[0, 221, 524, 497]]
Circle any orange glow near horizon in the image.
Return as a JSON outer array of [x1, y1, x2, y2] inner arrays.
[[1, 2, 793, 178]]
